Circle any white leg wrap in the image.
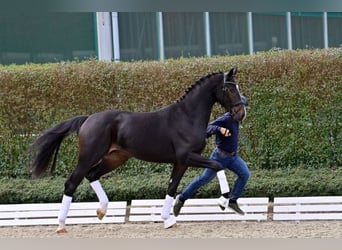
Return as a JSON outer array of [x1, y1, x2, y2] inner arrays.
[[161, 194, 174, 220], [217, 170, 230, 194], [90, 180, 109, 207], [56, 221, 66, 233], [164, 215, 177, 229], [58, 195, 72, 223]]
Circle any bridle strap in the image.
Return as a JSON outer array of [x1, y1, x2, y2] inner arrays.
[[223, 73, 237, 85], [231, 99, 244, 107], [223, 73, 243, 107]]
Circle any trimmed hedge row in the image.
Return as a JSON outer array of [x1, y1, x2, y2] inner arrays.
[[0, 49, 341, 180], [0, 167, 341, 204]]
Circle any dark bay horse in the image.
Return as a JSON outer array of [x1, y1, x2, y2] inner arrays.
[[30, 68, 246, 232]]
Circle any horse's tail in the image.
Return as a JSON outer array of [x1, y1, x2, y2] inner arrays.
[[30, 115, 89, 179]]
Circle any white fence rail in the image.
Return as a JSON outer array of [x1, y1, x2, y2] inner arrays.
[[129, 197, 269, 222], [0, 201, 127, 226], [272, 196, 342, 221], [1, 196, 342, 226]]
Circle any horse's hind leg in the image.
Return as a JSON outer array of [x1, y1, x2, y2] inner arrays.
[[85, 163, 111, 220], [57, 149, 113, 233], [56, 116, 118, 233], [57, 165, 90, 233], [86, 149, 130, 220]]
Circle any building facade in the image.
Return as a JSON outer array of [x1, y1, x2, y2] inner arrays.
[[0, 12, 341, 65]]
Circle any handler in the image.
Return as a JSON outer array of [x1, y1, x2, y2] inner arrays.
[[173, 96, 250, 216]]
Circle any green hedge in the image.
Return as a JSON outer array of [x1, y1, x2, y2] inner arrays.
[[0, 48, 341, 179], [1, 167, 341, 204]]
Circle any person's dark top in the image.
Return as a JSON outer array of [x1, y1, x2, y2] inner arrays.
[[206, 112, 239, 154]]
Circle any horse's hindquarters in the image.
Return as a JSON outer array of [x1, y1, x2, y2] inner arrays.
[[102, 150, 131, 170]]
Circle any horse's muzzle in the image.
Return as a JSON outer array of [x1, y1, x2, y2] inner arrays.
[[231, 104, 246, 122]]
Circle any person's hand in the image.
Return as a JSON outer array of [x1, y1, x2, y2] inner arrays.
[[220, 127, 231, 137]]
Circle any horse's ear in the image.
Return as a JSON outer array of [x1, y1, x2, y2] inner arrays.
[[228, 67, 238, 77]]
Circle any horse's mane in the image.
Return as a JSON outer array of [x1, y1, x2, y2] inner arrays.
[[176, 72, 222, 103]]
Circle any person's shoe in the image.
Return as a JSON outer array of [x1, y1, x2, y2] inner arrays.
[[173, 195, 184, 217], [217, 196, 228, 211], [228, 201, 245, 215]]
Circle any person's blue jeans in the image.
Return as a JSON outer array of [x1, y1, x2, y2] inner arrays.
[[180, 148, 250, 201]]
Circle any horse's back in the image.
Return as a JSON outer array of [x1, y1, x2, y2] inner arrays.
[[114, 110, 176, 161], [78, 109, 177, 162]]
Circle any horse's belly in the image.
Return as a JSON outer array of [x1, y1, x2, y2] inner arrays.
[[123, 143, 175, 163], [133, 151, 175, 163]]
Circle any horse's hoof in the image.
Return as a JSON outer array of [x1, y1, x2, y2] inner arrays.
[[167, 223, 177, 229], [56, 228, 67, 234], [96, 208, 106, 220], [164, 216, 177, 229]]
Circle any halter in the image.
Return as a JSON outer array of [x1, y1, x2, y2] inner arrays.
[[223, 73, 244, 107]]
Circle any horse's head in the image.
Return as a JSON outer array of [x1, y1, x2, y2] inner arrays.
[[216, 68, 246, 122]]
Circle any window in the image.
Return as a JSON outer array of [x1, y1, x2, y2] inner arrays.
[[253, 13, 288, 52], [163, 13, 206, 59], [0, 13, 96, 65], [291, 12, 324, 49], [328, 12, 342, 47], [118, 13, 158, 61], [210, 13, 249, 56]]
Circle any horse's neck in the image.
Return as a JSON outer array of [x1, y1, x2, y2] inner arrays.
[[173, 74, 221, 128], [178, 85, 215, 128]]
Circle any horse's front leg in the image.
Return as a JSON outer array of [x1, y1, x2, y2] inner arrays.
[[186, 152, 223, 171], [161, 163, 187, 229], [185, 152, 229, 197]]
